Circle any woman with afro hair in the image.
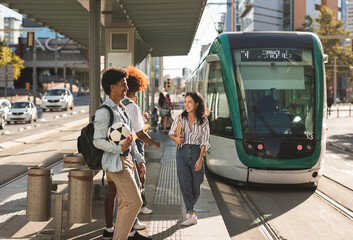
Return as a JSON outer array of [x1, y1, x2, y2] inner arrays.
[[124, 66, 160, 209]]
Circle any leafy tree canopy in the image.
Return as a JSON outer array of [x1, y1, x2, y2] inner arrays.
[[298, 6, 353, 81], [0, 43, 25, 80]]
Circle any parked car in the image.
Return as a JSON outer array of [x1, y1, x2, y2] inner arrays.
[[0, 98, 12, 117], [0, 111, 5, 129], [5, 101, 38, 124], [40, 88, 74, 111]]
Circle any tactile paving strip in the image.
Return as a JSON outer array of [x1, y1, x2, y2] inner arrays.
[[154, 143, 180, 205], [149, 140, 184, 238]]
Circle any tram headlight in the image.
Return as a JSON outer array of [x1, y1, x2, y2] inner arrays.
[[293, 116, 302, 122]]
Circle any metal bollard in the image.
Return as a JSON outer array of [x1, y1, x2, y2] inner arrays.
[[26, 167, 52, 221], [68, 169, 93, 223], [63, 153, 85, 168]]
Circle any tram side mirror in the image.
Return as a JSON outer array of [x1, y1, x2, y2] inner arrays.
[[323, 54, 328, 64], [206, 54, 220, 63]]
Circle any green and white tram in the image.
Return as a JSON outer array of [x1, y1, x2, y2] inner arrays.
[[186, 32, 327, 185]]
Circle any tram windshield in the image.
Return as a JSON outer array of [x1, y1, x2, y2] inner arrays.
[[233, 48, 315, 138]]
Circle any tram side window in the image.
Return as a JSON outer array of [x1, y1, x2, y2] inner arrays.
[[198, 62, 207, 96], [207, 62, 233, 138]]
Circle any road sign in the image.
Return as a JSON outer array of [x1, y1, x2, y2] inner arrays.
[[0, 65, 15, 88]]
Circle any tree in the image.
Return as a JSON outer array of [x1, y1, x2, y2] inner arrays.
[[311, 7, 353, 81], [0, 44, 25, 80], [295, 15, 314, 32]]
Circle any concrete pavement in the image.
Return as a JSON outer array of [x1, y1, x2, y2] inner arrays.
[[0, 105, 352, 239], [0, 117, 231, 240], [326, 114, 353, 152]]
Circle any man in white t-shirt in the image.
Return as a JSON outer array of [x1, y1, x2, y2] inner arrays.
[[124, 66, 160, 214]]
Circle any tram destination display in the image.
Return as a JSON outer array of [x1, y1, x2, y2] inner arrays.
[[240, 49, 302, 62]]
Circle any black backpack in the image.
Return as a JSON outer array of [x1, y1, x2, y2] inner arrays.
[[77, 105, 114, 170]]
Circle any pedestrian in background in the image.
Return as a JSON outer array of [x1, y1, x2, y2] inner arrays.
[[158, 92, 170, 133], [166, 93, 172, 111], [169, 91, 210, 226], [150, 106, 159, 132], [93, 67, 149, 240]]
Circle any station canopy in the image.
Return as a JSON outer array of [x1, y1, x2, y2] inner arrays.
[[2, 0, 207, 57]]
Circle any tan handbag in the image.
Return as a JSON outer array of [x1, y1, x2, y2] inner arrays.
[[175, 115, 184, 150]]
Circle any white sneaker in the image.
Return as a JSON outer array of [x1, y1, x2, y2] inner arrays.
[[133, 219, 147, 230], [181, 214, 197, 226], [139, 206, 153, 215]]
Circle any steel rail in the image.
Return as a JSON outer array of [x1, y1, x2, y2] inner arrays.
[[322, 174, 353, 192], [237, 188, 281, 240], [315, 189, 353, 221]]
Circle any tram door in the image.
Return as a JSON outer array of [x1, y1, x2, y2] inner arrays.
[[206, 60, 242, 177]]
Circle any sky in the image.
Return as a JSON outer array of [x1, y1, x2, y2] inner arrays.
[[0, 4, 22, 19], [0, 2, 227, 78], [163, 1, 227, 78]]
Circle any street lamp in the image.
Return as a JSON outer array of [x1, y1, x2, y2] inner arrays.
[[334, 56, 337, 104]]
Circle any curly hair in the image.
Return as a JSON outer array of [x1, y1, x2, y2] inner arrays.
[[126, 66, 149, 95], [101, 67, 128, 95]]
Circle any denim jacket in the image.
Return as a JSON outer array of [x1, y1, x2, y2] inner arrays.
[[93, 97, 144, 172]]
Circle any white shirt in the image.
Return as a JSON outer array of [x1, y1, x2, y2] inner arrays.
[[169, 114, 210, 150], [122, 96, 145, 135]]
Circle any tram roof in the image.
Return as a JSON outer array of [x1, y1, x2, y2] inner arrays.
[[220, 32, 316, 49], [2, 0, 206, 57]]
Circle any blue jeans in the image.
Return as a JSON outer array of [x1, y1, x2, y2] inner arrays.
[[176, 144, 205, 214]]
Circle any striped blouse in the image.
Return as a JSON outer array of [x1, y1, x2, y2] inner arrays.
[[169, 114, 210, 150]]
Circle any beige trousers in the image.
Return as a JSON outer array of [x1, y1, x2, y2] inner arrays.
[[107, 154, 142, 240]]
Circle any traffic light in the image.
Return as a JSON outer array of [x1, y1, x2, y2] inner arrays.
[[166, 78, 171, 90], [27, 32, 35, 47]]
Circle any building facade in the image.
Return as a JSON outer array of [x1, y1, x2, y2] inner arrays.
[[0, 11, 4, 42], [15, 18, 89, 91], [347, 0, 353, 32], [238, 0, 345, 32], [4, 17, 21, 44], [239, 0, 284, 32], [225, 0, 241, 32]]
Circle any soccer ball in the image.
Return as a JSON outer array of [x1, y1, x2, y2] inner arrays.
[[107, 122, 131, 145]]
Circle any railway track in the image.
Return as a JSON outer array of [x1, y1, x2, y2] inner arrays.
[[235, 183, 353, 240], [316, 174, 353, 221], [237, 187, 282, 240], [315, 189, 353, 221], [228, 172, 353, 240]]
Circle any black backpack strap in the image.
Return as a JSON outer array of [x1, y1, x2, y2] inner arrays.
[[99, 104, 114, 126], [120, 99, 132, 122], [121, 98, 132, 106]]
